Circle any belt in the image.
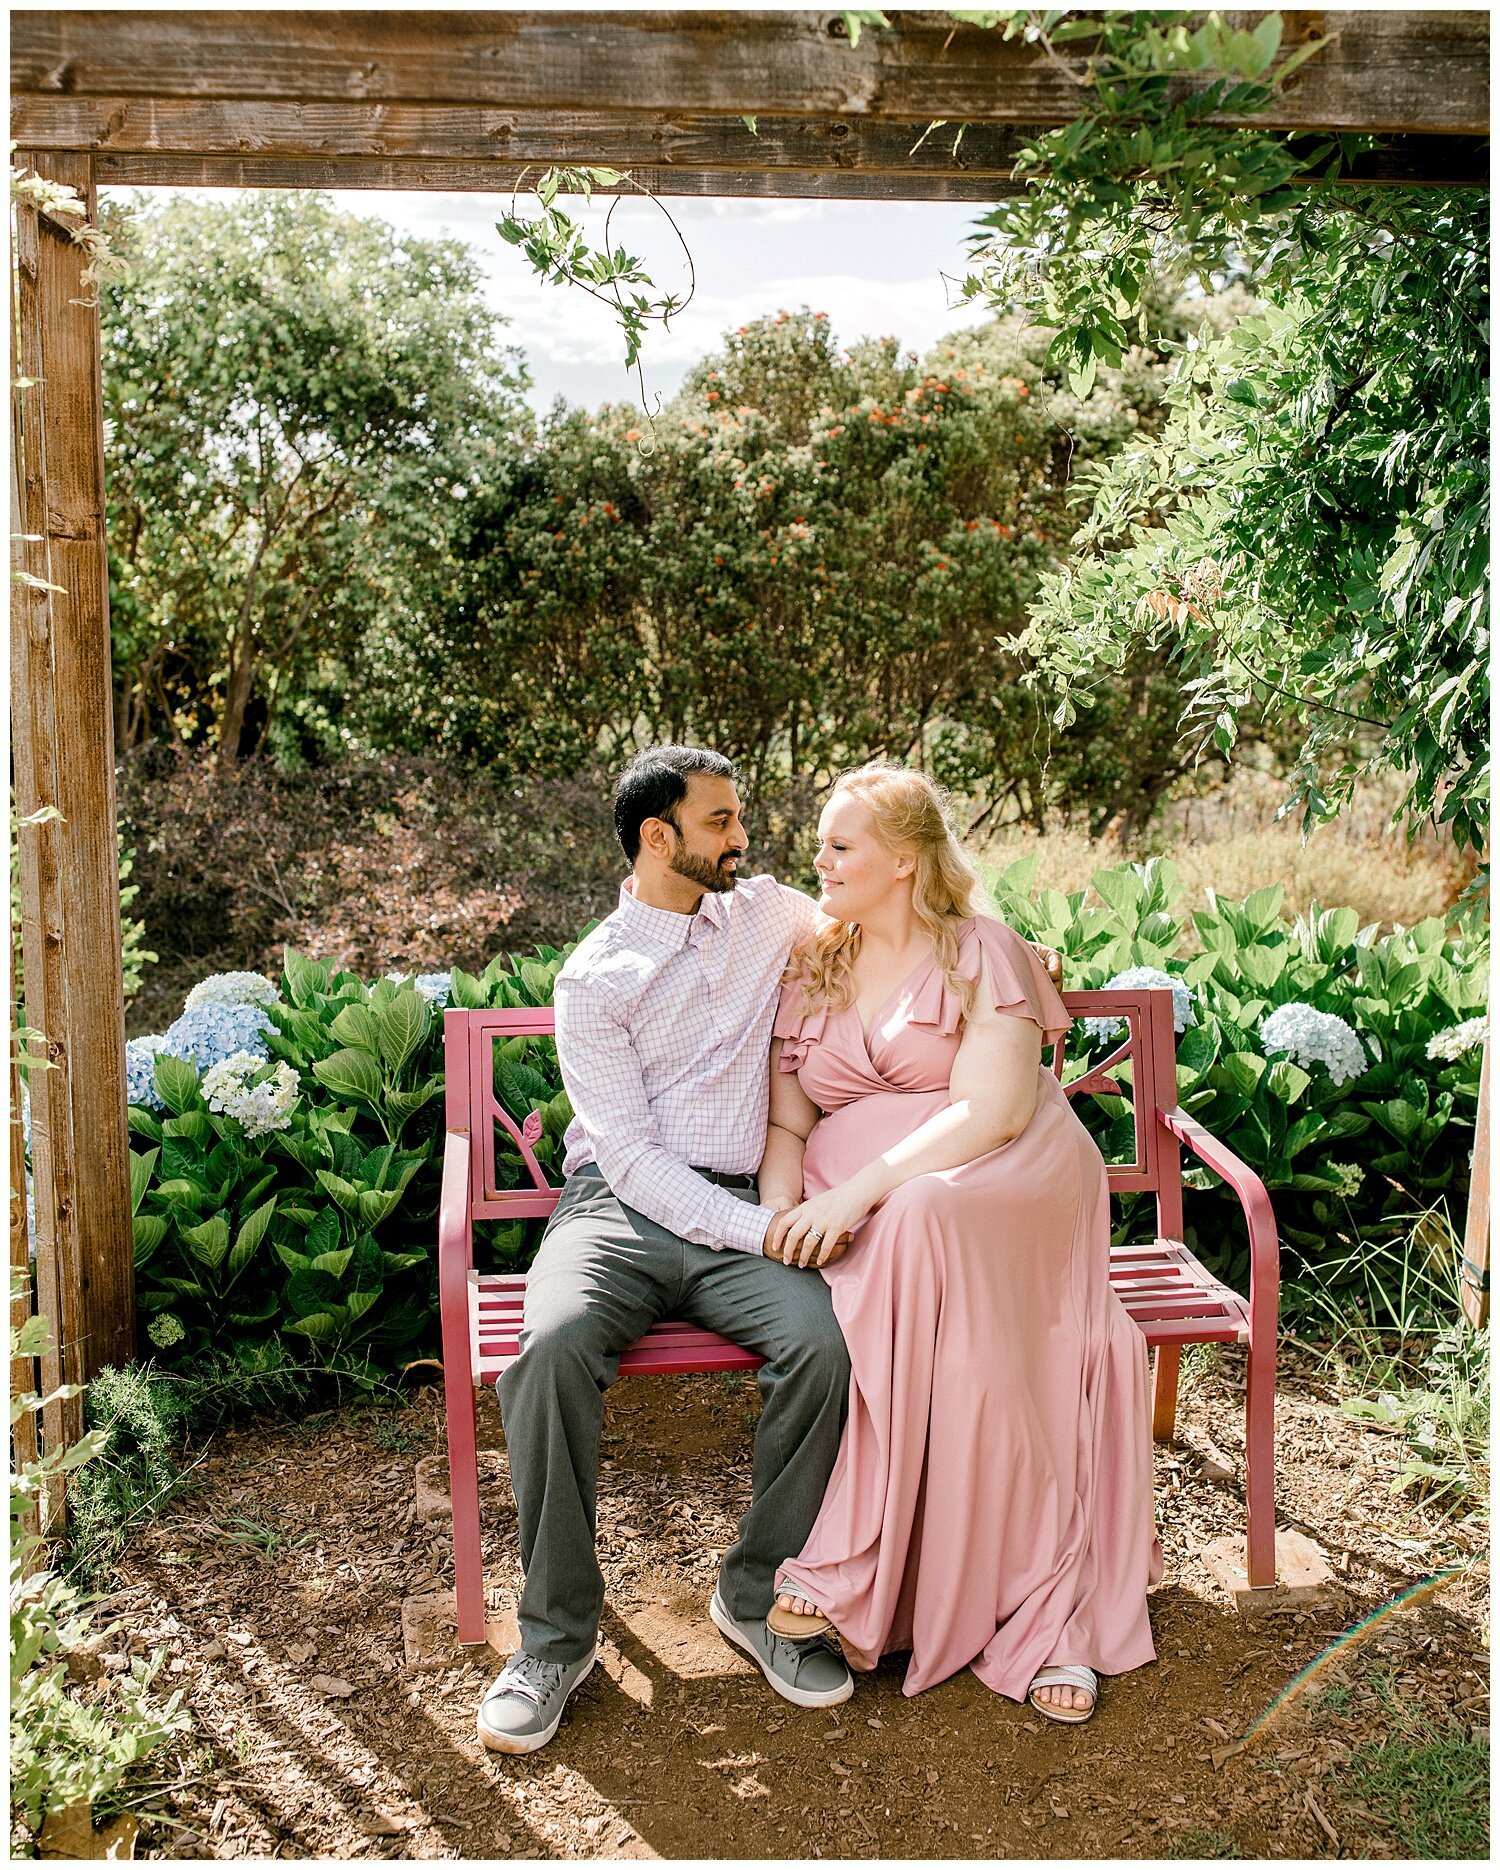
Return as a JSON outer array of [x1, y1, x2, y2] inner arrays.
[[691, 1166, 756, 1190]]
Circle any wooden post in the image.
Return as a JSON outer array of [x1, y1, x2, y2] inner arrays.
[[1461, 1037, 1489, 1330], [11, 149, 135, 1405]]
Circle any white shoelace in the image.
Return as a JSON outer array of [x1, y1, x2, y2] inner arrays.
[[492, 1653, 566, 1709]]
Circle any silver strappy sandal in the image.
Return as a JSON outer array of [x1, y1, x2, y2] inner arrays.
[[1028, 1663, 1099, 1724]]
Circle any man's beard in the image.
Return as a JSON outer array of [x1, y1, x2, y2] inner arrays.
[[669, 838, 742, 894]]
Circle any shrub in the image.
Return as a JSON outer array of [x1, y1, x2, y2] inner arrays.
[[126, 859, 1483, 1370], [9, 1296, 188, 1856], [128, 939, 580, 1377], [982, 855, 1487, 1309], [65, 1366, 193, 1586]]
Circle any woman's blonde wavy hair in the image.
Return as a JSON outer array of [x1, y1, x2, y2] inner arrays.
[[788, 762, 992, 1020]]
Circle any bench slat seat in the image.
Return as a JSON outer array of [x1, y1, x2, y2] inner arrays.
[[467, 1236, 1249, 1382], [439, 988, 1281, 1641]]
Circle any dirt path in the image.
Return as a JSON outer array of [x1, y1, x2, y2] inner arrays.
[[96, 1345, 1487, 1860]]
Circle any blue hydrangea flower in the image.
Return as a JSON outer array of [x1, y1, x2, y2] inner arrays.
[[160, 1003, 273, 1074], [1082, 966, 1194, 1043], [125, 1035, 168, 1111], [1259, 1002, 1366, 1087], [413, 972, 452, 1007]]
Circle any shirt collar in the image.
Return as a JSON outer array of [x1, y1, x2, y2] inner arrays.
[[616, 876, 727, 950]]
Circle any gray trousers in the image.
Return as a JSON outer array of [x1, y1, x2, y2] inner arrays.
[[497, 1165, 850, 1665]]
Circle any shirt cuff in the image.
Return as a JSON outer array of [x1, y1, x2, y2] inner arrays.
[[719, 1200, 777, 1255]]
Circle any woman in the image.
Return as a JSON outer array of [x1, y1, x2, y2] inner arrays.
[[758, 763, 1161, 1720]]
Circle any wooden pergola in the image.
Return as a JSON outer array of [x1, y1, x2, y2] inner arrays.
[[9, 10, 1490, 1435]]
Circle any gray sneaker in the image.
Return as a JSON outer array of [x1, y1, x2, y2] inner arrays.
[[709, 1588, 853, 1709], [476, 1644, 598, 1754]]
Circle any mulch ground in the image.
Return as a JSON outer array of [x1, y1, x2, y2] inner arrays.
[[82, 1344, 1488, 1861]]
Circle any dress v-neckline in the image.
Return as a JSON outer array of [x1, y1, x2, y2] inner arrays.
[[852, 947, 938, 1044]]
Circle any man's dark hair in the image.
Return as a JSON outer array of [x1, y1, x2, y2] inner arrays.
[[613, 746, 737, 861]]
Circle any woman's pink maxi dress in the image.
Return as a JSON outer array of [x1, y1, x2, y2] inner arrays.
[[772, 915, 1162, 1701]]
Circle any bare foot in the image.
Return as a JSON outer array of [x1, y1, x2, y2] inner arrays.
[[775, 1591, 821, 1619], [1033, 1679, 1095, 1715]]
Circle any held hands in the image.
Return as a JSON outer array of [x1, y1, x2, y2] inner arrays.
[[1031, 941, 1064, 987], [763, 1179, 877, 1269]]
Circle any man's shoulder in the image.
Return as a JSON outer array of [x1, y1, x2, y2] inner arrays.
[[735, 873, 816, 927], [555, 913, 637, 995]]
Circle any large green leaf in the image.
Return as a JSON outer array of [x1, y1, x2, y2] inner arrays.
[[311, 1047, 385, 1104], [378, 993, 429, 1074], [131, 1214, 169, 1264], [227, 1196, 278, 1281], [129, 1148, 158, 1215], [316, 1169, 364, 1217], [179, 1212, 230, 1270], [329, 1003, 382, 1054], [153, 1052, 200, 1115]]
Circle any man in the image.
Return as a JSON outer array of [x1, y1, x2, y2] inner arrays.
[[478, 746, 851, 1754]]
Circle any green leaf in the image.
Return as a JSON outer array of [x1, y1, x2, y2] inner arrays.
[[153, 1052, 200, 1115], [132, 1214, 169, 1263], [311, 1047, 385, 1104], [227, 1196, 277, 1280], [309, 1246, 355, 1278], [283, 1310, 345, 1344], [316, 1169, 364, 1217], [329, 1004, 381, 1053], [179, 1213, 230, 1270], [377, 993, 429, 1075], [129, 1148, 158, 1214]]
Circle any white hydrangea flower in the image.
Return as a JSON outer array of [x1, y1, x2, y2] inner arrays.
[[1259, 1002, 1366, 1087], [1426, 1015, 1488, 1063], [1083, 966, 1195, 1042], [201, 1051, 301, 1138], [184, 970, 281, 1013], [1327, 1161, 1364, 1199]]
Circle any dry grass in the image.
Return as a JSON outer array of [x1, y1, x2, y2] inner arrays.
[[971, 771, 1474, 931]]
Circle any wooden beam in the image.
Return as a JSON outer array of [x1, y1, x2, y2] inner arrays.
[[10, 10, 1490, 137], [12, 151, 136, 1389], [90, 155, 1027, 201], [13, 96, 1486, 192]]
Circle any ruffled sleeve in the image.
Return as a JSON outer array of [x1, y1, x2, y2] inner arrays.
[[772, 978, 828, 1072], [908, 916, 1071, 1048]]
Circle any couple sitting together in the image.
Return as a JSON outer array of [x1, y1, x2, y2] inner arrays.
[[477, 746, 1162, 1754]]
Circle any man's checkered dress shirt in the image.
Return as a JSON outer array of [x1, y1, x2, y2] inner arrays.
[[555, 873, 818, 1253]]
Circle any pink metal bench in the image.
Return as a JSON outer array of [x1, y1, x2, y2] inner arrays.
[[439, 989, 1280, 1642]]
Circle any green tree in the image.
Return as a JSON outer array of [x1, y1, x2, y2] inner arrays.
[[103, 192, 531, 762], [961, 11, 1487, 854], [367, 306, 1212, 851]]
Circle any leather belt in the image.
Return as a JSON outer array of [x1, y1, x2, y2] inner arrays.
[[691, 1166, 756, 1190]]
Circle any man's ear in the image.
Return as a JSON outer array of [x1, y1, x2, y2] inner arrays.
[[639, 815, 674, 861]]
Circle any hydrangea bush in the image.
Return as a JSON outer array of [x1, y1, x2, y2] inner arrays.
[[127, 941, 578, 1378], [983, 854, 1487, 1308]]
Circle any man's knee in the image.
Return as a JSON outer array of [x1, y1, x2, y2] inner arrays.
[[510, 1302, 615, 1392], [777, 1303, 850, 1395]]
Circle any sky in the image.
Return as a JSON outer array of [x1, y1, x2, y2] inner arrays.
[[115, 186, 1001, 418]]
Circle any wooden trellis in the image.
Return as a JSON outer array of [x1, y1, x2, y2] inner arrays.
[[7, 9, 1490, 1416]]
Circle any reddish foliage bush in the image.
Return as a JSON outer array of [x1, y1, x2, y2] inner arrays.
[[118, 750, 624, 1034]]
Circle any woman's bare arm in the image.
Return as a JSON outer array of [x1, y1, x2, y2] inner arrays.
[[757, 1037, 821, 1211]]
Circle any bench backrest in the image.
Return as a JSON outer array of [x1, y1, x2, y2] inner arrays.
[[444, 987, 1185, 1241]]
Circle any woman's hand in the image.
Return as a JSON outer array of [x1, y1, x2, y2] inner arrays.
[[770, 1178, 878, 1269]]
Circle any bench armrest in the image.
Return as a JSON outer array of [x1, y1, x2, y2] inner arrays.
[[438, 1130, 474, 1356], [1158, 1105, 1279, 1341]]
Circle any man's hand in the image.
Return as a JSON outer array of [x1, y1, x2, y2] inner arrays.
[[1030, 941, 1063, 987]]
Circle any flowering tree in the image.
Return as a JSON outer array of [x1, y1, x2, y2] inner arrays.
[[102, 192, 531, 762], [366, 307, 1214, 849]]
